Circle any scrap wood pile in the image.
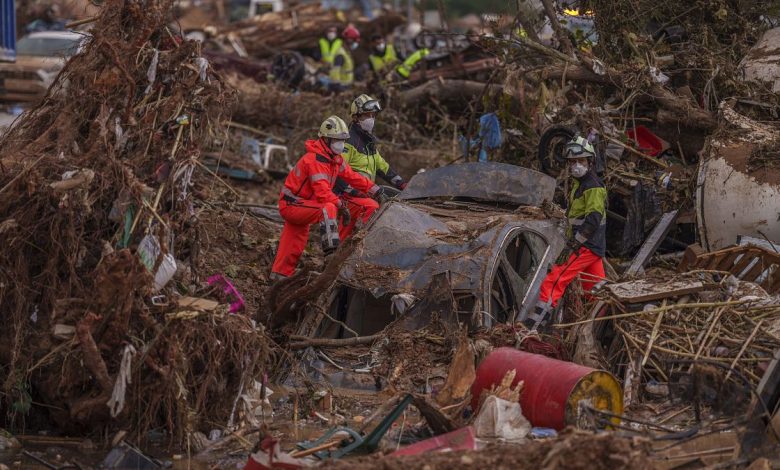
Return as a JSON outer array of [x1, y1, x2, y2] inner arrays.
[[225, 74, 453, 173], [218, 3, 405, 59], [594, 272, 780, 402], [492, 0, 772, 196], [587, 0, 768, 104], [0, 0, 275, 443]]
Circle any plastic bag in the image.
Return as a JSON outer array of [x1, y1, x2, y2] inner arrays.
[[473, 395, 530, 441]]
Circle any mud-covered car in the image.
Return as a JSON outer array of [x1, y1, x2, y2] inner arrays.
[[324, 163, 566, 336]]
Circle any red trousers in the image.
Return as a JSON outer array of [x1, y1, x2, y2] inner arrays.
[[538, 247, 605, 307], [271, 196, 378, 277], [338, 195, 379, 240]]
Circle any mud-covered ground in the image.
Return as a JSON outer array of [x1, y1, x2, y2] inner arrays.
[[318, 431, 653, 470]]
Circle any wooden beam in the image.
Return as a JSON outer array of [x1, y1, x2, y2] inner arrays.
[[624, 210, 680, 278]]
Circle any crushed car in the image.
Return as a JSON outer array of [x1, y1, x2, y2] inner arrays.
[[322, 163, 566, 337]]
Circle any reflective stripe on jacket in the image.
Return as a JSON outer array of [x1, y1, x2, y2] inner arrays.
[[396, 48, 430, 78], [369, 44, 399, 74], [330, 46, 354, 86], [318, 38, 343, 64], [280, 138, 378, 207], [567, 171, 607, 257]]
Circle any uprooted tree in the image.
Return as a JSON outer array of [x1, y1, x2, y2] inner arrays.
[[0, 0, 273, 443]]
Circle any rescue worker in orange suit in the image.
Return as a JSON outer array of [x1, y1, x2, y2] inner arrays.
[[270, 116, 384, 281], [524, 136, 607, 330]]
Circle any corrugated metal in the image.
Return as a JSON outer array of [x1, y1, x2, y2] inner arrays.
[[0, 0, 15, 62]]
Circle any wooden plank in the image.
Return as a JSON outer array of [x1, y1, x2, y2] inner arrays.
[[607, 279, 706, 303], [743, 257, 769, 283], [704, 252, 726, 271], [716, 251, 742, 272], [731, 253, 757, 278], [177, 296, 220, 311], [625, 210, 679, 277], [678, 243, 705, 272]]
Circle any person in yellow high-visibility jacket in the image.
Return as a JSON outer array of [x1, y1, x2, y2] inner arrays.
[[324, 25, 360, 93], [368, 34, 399, 76], [317, 26, 343, 67], [343, 94, 406, 190], [368, 34, 430, 84], [394, 48, 429, 80]]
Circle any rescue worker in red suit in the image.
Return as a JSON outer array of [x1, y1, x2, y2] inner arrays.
[[524, 136, 607, 330], [270, 116, 385, 281]]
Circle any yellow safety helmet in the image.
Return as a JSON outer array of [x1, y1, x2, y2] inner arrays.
[[350, 94, 382, 117], [318, 115, 350, 140], [564, 136, 596, 160]]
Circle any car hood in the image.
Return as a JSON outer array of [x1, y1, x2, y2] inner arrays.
[[338, 200, 563, 296]]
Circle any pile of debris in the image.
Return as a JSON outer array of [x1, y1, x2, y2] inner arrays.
[[219, 3, 405, 60], [5, 0, 780, 467], [0, 0, 275, 444]]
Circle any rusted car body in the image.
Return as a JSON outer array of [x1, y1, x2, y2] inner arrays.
[[325, 163, 566, 336]]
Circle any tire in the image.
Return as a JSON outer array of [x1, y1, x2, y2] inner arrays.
[[538, 125, 577, 176], [538, 125, 606, 177], [271, 51, 305, 88]]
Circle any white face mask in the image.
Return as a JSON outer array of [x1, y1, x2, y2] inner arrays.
[[376, 43, 386, 53], [326, 32, 337, 41], [359, 117, 375, 133], [330, 140, 345, 154], [350, 42, 359, 50], [570, 162, 588, 178]]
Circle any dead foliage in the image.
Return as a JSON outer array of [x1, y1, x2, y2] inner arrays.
[[0, 0, 276, 444]]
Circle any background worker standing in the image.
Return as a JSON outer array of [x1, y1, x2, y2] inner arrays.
[[270, 116, 381, 281], [524, 136, 607, 330]]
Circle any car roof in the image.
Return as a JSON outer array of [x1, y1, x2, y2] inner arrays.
[[23, 31, 89, 40]]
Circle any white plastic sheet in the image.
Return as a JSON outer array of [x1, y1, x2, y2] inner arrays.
[[473, 395, 531, 441]]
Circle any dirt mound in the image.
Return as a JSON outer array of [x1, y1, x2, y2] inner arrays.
[[190, 207, 279, 317]]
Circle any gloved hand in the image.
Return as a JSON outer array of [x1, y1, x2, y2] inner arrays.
[[337, 203, 351, 226], [373, 186, 389, 203], [566, 238, 582, 253], [391, 175, 407, 191]]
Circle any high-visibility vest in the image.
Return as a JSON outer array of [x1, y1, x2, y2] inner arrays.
[[329, 46, 354, 86], [318, 37, 343, 65], [567, 172, 607, 257], [368, 44, 399, 74], [396, 48, 430, 78]]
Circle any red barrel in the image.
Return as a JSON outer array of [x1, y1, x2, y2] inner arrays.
[[470, 348, 622, 430]]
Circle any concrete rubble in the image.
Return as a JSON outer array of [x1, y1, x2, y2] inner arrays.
[[0, 0, 779, 468]]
